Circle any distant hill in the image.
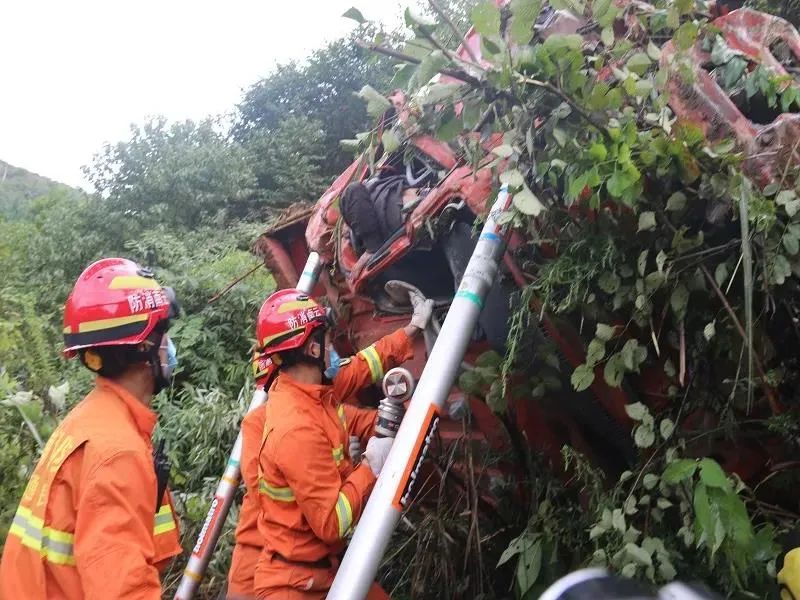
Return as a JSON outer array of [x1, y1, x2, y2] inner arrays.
[[0, 160, 76, 220]]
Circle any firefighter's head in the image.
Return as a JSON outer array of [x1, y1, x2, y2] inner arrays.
[[63, 258, 180, 395], [255, 289, 334, 384]]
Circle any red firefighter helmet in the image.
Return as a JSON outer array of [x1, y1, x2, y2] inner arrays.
[[63, 258, 178, 357], [255, 289, 328, 358], [251, 350, 276, 389]]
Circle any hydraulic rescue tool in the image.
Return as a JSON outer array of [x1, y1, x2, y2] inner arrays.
[[327, 185, 513, 600], [174, 252, 323, 600]]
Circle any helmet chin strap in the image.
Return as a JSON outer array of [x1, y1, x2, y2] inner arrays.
[[300, 328, 329, 384]]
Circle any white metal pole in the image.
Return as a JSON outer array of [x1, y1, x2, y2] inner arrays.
[[327, 186, 513, 600], [174, 252, 323, 599]]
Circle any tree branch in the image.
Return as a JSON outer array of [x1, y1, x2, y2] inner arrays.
[[518, 75, 611, 140], [427, 0, 482, 64], [207, 262, 264, 304]]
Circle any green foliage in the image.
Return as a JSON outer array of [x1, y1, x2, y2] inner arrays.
[[0, 160, 77, 221], [85, 117, 259, 227], [358, 0, 799, 595]]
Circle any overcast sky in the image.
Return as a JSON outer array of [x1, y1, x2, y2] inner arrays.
[[0, 0, 404, 189]]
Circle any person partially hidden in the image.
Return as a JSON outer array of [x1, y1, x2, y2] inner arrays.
[[339, 176, 422, 283]]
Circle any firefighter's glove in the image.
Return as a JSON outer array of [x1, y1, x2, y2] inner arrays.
[[410, 298, 434, 331], [363, 436, 393, 477], [778, 534, 800, 600], [349, 435, 362, 465]]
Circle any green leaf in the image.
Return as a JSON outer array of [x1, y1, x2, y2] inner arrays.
[[500, 169, 525, 188], [656, 250, 668, 274], [666, 191, 687, 211], [357, 85, 391, 117], [588, 143, 608, 161], [638, 249, 649, 277], [476, 350, 503, 369], [647, 41, 662, 61], [552, 127, 567, 147], [674, 21, 699, 51], [621, 339, 646, 371], [670, 284, 689, 318], [497, 533, 535, 566], [714, 262, 729, 287], [414, 50, 448, 88], [458, 369, 484, 395], [571, 363, 595, 391], [516, 538, 543, 594], [543, 34, 583, 51], [419, 83, 462, 105], [595, 323, 615, 341], [627, 53, 652, 75], [607, 170, 632, 197], [471, 1, 501, 37], [486, 380, 506, 414], [612, 508, 626, 532], [342, 7, 367, 23], [764, 182, 781, 196], [586, 339, 606, 366], [598, 271, 620, 294], [638, 211, 656, 232], [783, 233, 799, 256], [513, 186, 546, 216], [699, 458, 730, 491], [643, 473, 659, 490], [604, 354, 625, 387], [509, 0, 542, 44], [693, 483, 715, 552], [601, 26, 614, 47], [625, 402, 648, 421], [660, 419, 675, 439], [625, 542, 653, 566], [635, 424, 656, 448], [381, 130, 400, 154], [662, 459, 697, 484], [404, 6, 437, 27], [703, 320, 716, 341], [492, 144, 515, 158]]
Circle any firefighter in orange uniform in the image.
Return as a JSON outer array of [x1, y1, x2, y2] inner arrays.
[[227, 305, 427, 599], [0, 258, 183, 599], [248, 288, 431, 599]]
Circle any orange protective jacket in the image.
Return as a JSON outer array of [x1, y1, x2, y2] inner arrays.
[[0, 377, 182, 600], [248, 329, 413, 598]]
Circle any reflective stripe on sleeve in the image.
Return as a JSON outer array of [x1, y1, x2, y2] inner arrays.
[[258, 478, 296, 502], [154, 503, 177, 536], [334, 492, 353, 538], [9, 505, 76, 566], [357, 345, 383, 383], [332, 444, 344, 465]]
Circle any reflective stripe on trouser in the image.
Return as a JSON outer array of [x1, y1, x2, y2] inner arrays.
[[334, 493, 352, 538], [8, 505, 75, 566], [154, 503, 177, 535], [259, 479, 296, 502], [357, 346, 383, 383]]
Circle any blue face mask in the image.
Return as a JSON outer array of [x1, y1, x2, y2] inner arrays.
[[324, 345, 341, 380], [162, 338, 178, 380]]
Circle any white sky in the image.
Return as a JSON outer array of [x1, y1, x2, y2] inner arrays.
[[0, 0, 405, 190]]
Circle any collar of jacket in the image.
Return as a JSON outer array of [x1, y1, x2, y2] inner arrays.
[[95, 376, 158, 438], [274, 371, 335, 405]]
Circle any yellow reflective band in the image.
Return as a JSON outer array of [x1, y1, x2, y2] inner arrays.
[[358, 345, 383, 383], [332, 444, 344, 466], [336, 404, 347, 432], [335, 493, 353, 538], [262, 326, 305, 348], [277, 300, 316, 313], [154, 503, 176, 536], [10, 505, 76, 566], [258, 479, 296, 502], [71, 313, 149, 334], [108, 275, 161, 290]]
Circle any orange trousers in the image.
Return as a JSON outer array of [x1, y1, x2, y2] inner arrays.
[[253, 553, 389, 599]]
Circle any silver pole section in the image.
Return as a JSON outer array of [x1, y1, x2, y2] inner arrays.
[[327, 187, 513, 600], [174, 252, 323, 600]]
